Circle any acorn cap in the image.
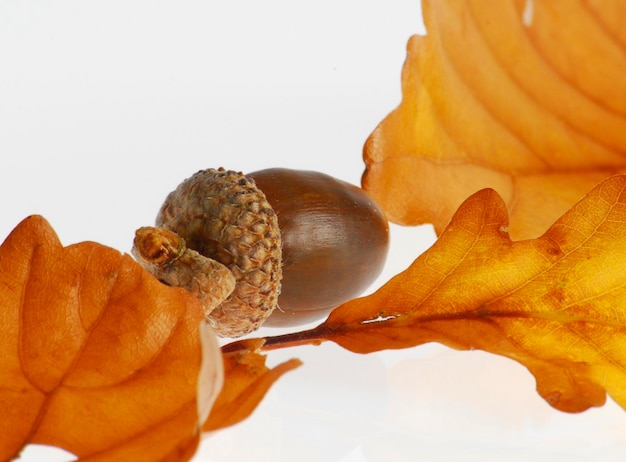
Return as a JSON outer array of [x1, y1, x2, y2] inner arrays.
[[156, 168, 282, 337]]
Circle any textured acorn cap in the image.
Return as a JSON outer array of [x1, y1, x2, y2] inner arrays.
[[156, 168, 282, 337]]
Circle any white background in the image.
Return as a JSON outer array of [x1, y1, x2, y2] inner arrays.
[[2, 1, 625, 461]]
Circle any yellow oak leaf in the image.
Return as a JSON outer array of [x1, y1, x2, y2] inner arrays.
[[256, 175, 626, 413], [363, 0, 626, 240]]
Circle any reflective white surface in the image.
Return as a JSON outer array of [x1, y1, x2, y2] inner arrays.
[[2, 2, 626, 461]]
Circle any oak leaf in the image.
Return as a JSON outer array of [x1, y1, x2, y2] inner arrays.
[[261, 175, 626, 413], [363, 0, 626, 240], [0, 215, 223, 461], [204, 339, 302, 432]]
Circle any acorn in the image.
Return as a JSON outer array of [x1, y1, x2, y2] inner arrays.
[[135, 167, 389, 337], [248, 168, 389, 327]]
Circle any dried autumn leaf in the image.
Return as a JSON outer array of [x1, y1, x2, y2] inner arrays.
[[0, 215, 223, 461], [261, 175, 626, 413], [204, 339, 302, 432], [363, 0, 626, 240]]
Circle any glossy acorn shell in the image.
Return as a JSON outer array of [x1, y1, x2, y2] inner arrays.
[[248, 168, 389, 326]]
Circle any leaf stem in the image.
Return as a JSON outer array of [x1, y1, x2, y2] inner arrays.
[[222, 325, 328, 353]]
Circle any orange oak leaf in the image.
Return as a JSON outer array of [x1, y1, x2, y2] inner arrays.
[[0, 215, 223, 461], [363, 0, 626, 240], [204, 339, 302, 432], [258, 175, 626, 413]]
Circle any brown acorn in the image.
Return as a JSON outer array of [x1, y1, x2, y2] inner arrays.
[[134, 167, 389, 337], [248, 168, 389, 326]]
